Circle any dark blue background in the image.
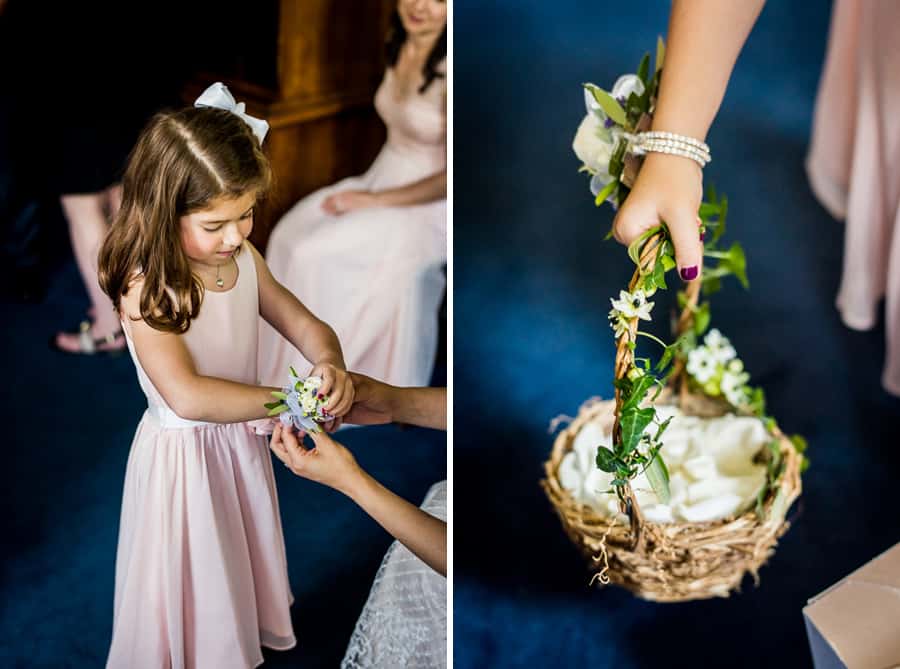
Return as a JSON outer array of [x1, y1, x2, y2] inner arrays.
[[454, 2, 899, 667]]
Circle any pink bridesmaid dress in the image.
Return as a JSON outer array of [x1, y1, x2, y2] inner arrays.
[[107, 242, 295, 668], [806, 0, 900, 395], [259, 64, 447, 389]]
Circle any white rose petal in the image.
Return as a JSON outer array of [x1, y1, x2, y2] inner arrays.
[[572, 114, 616, 173], [611, 74, 646, 102]]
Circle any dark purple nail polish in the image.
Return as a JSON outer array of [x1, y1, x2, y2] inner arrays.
[[680, 265, 699, 281], [700, 230, 706, 242]]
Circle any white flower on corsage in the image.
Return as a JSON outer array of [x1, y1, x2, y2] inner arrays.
[[265, 368, 334, 433], [572, 114, 620, 198]]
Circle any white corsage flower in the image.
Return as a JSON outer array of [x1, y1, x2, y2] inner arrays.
[[573, 114, 620, 198], [610, 289, 654, 321], [611, 74, 645, 102], [687, 347, 716, 383]]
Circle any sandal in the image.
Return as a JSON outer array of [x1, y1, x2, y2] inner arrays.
[[51, 320, 126, 356]]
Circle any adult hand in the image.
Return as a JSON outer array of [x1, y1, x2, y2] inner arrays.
[[269, 423, 362, 495], [344, 372, 396, 425], [612, 152, 704, 281], [321, 190, 380, 216]]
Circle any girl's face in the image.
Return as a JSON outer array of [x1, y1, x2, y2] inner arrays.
[[398, 0, 446, 39], [180, 191, 256, 267]]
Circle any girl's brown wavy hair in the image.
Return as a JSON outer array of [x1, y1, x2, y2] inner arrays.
[[99, 106, 271, 333]]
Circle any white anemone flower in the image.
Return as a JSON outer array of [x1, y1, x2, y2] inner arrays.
[[610, 289, 654, 321], [687, 347, 717, 383]]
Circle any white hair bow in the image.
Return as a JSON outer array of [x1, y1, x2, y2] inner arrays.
[[194, 82, 269, 144]]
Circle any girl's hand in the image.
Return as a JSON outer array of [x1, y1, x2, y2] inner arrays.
[[612, 152, 705, 281], [270, 423, 362, 495], [308, 361, 355, 418], [321, 190, 380, 216]]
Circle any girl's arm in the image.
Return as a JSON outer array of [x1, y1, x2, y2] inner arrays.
[[613, 0, 765, 279], [249, 242, 354, 415], [123, 282, 276, 423]]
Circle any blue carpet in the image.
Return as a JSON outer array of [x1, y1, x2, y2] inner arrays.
[[454, 2, 900, 668], [0, 256, 446, 667]]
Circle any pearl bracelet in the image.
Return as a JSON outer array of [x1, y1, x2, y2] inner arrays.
[[626, 131, 711, 168]]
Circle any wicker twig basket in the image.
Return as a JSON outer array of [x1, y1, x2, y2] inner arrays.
[[541, 233, 803, 602]]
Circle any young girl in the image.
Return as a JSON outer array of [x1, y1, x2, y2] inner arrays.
[[98, 85, 355, 668]]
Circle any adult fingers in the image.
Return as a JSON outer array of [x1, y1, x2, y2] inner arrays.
[[664, 207, 704, 282]]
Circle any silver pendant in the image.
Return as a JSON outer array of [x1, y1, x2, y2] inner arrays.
[[216, 277, 225, 288]]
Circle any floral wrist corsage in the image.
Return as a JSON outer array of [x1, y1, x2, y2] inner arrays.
[[265, 367, 334, 433]]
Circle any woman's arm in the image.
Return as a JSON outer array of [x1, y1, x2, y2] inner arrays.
[[249, 242, 354, 415], [373, 170, 446, 207], [322, 170, 447, 215], [123, 283, 276, 423], [271, 424, 447, 576], [613, 0, 766, 278], [345, 373, 446, 430]]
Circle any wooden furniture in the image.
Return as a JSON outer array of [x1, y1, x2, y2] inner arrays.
[[184, 1, 395, 250]]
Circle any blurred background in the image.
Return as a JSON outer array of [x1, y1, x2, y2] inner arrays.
[[0, 1, 445, 666], [454, 1, 899, 667]]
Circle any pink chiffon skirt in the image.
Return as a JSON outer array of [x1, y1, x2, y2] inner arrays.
[[106, 412, 295, 669]]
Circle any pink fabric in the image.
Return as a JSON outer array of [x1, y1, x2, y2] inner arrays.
[[806, 0, 900, 395], [259, 66, 447, 389], [107, 242, 296, 668]]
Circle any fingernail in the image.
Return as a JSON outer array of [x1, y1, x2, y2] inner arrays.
[[699, 230, 705, 242], [680, 265, 699, 281]]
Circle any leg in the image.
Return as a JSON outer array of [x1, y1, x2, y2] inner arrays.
[[54, 190, 124, 353]]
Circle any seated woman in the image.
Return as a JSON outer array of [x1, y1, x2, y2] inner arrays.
[[260, 0, 447, 389]]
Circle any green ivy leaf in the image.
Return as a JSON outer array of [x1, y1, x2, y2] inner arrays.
[[267, 404, 290, 417], [693, 301, 711, 335], [620, 406, 655, 455], [703, 274, 722, 295], [790, 434, 808, 453], [289, 366, 299, 378], [651, 253, 668, 290], [621, 374, 657, 413], [611, 478, 629, 487], [645, 453, 671, 504], [596, 446, 618, 473], [724, 242, 749, 288], [264, 401, 281, 410], [270, 391, 288, 400], [661, 254, 676, 272], [584, 84, 628, 126]]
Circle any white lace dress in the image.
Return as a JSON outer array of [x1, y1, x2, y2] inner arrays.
[[341, 481, 447, 668]]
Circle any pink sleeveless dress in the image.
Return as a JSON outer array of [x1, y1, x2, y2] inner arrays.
[[259, 65, 447, 389], [806, 0, 900, 395], [107, 242, 295, 668]]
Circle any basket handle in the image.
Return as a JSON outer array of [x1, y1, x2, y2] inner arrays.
[[611, 230, 701, 548]]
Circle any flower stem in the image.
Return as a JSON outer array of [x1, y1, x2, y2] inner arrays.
[[636, 330, 668, 349]]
